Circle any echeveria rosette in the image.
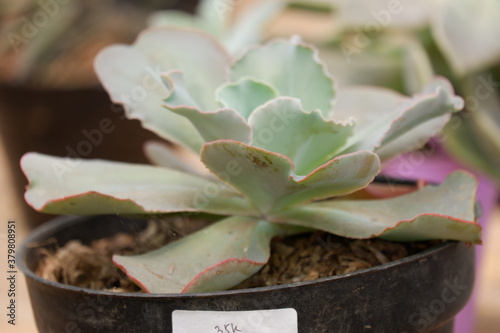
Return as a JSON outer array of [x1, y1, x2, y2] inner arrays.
[[22, 27, 481, 294]]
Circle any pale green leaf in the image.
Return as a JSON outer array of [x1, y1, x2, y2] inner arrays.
[[147, 0, 284, 56], [143, 141, 209, 177], [201, 141, 380, 214], [333, 78, 463, 160], [223, 0, 285, 55], [444, 113, 500, 186], [147, 0, 229, 40], [230, 38, 335, 116], [271, 171, 481, 243], [162, 71, 253, 142], [22, 153, 252, 216], [168, 106, 252, 144], [402, 38, 434, 94], [318, 42, 403, 90], [375, 116, 450, 162], [249, 97, 354, 175], [333, 85, 405, 153], [216, 78, 278, 119], [113, 216, 303, 293], [375, 78, 463, 160], [95, 28, 231, 152], [196, 0, 230, 37], [432, 0, 500, 76], [133, 27, 230, 110], [332, 0, 431, 29], [443, 74, 500, 184], [147, 10, 201, 31], [162, 70, 201, 109], [94, 44, 203, 152], [163, 70, 252, 143]]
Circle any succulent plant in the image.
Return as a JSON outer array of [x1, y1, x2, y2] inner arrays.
[[22, 27, 481, 294]]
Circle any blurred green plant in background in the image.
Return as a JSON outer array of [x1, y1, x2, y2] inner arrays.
[[0, 0, 197, 88], [284, 0, 500, 186]]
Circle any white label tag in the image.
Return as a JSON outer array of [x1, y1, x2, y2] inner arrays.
[[172, 308, 298, 333]]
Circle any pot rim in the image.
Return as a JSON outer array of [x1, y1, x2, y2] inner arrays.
[[18, 214, 457, 298]]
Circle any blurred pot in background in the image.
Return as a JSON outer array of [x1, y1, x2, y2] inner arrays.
[[0, 0, 199, 227]]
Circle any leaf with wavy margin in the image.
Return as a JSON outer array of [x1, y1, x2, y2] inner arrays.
[[201, 141, 380, 214], [216, 78, 278, 119], [230, 37, 335, 116], [270, 171, 481, 243], [162, 71, 253, 144], [113, 216, 304, 293], [333, 78, 463, 160], [169, 106, 252, 144], [22, 153, 251, 216], [95, 28, 231, 152], [249, 97, 354, 175]]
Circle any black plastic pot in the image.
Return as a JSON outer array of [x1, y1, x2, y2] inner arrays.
[[19, 215, 475, 333]]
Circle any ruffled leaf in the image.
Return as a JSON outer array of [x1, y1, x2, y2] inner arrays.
[[162, 70, 202, 109], [133, 28, 230, 109], [271, 171, 481, 243], [249, 97, 354, 175], [230, 37, 335, 116], [334, 78, 463, 160], [22, 153, 251, 216], [216, 78, 278, 119], [169, 106, 252, 144], [94, 44, 203, 151], [113, 216, 303, 293], [201, 141, 380, 214], [95, 28, 231, 152], [162, 70, 252, 144]]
